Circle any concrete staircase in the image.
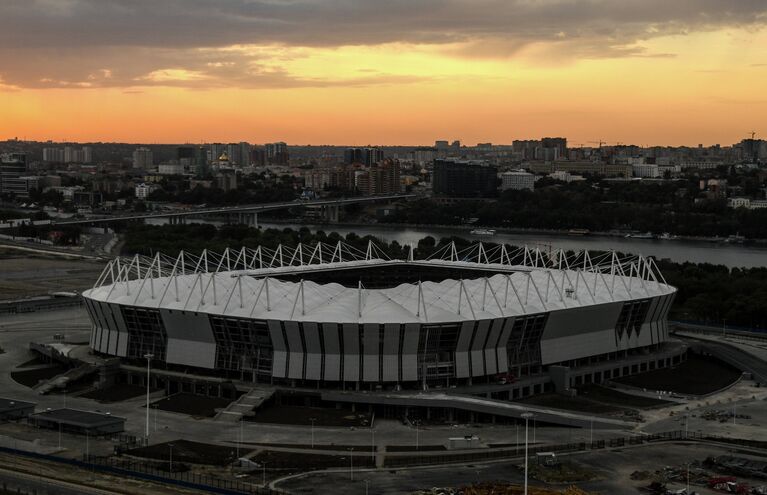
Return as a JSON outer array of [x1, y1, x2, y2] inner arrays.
[[215, 387, 274, 422], [35, 363, 100, 395]]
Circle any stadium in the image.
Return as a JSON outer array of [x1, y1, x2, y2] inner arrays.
[[81, 241, 679, 399]]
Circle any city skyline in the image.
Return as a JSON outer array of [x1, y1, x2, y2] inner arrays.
[[1, 1, 766, 145]]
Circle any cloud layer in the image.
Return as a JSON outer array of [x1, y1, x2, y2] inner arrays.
[[1, 0, 766, 89]]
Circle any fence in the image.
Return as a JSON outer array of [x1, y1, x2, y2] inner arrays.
[[0, 445, 274, 495]]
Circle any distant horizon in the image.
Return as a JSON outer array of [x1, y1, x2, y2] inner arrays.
[[0, 136, 755, 149]]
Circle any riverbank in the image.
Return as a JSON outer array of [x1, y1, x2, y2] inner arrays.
[[254, 218, 767, 269], [258, 218, 767, 246]]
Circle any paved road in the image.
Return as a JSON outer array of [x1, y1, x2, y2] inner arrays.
[[676, 331, 767, 383]]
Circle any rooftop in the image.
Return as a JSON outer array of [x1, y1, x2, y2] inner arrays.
[[83, 241, 674, 324]]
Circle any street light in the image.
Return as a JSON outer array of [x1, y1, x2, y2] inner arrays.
[[371, 429, 376, 465], [309, 417, 316, 449], [521, 412, 534, 495], [237, 419, 244, 458], [168, 443, 174, 473], [349, 447, 354, 481], [415, 420, 419, 451], [262, 461, 267, 487], [144, 353, 154, 439]]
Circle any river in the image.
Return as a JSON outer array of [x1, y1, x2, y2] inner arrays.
[[258, 222, 767, 269], [145, 217, 767, 268]]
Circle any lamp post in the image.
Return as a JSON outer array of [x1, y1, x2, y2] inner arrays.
[[262, 461, 267, 487], [309, 417, 316, 449], [349, 447, 354, 481], [168, 443, 174, 472], [521, 412, 534, 495], [371, 429, 376, 465], [144, 353, 154, 439], [415, 420, 419, 451], [237, 419, 244, 458]]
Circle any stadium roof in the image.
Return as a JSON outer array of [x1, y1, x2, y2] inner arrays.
[[83, 241, 675, 324]]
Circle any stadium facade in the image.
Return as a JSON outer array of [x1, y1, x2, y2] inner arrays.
[[81, 241, 677, 392]]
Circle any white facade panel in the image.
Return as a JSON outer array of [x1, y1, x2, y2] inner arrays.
[[470, 320, 491, 377], [284, 321, 304, 380], [382, 323, 401, 382], [363, 324, 380, 382], [342, 323, 360, 382], [484, 318, 503, 375], [455, 321, 474, 378], [268, 320, 287, 378], [166, 338, 217, 369], [303, 322, 322, 381], [401, 323, 420, 382], [322, 323, 341, 381]]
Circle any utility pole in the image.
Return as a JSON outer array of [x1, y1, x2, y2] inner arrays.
[[310, 417, 316, 449]]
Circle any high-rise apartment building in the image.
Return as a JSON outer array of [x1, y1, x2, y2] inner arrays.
[[132, 147, 153, 169], [265, 142, 289, 165], [432, 158, 498, 198], [0, 152, 30, 197], [44, 146, 91, 163]]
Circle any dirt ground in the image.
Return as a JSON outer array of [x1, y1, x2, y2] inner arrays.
[[0, 251, 104, 299], [517, 392, 628, 415], [10, 363, 68, 388], [246, 404, 373, 427], [80, 384, 157, 403], [125, 439, 241, 466], [243, 442, 376, 452], [250, 449, 375, 470], [614, 354, 742, 395], [575, 385, 671, 408], [150, 393, 233, 418]]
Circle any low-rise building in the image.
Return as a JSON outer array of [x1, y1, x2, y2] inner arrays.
[[500, 170, 535, 191], [135, 183, 158, 199]]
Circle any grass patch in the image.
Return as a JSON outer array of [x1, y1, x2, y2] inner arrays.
[[126, 439, 240, 466], [250, 450, 375, 470], [81, 384, 158, 403], [150, 393, 233, 418], [245, 404, 372, 427], [517, 393, 627, 415], [576, 385, 671, 408], [10, 364, 68, 388], [613, 353, 741, 395]]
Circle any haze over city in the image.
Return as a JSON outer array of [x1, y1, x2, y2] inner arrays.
[[2, 1, 767, 145]]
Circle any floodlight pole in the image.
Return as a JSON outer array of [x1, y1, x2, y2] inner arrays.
[[144, 353, 154, 439], [521, 412, 534, 495]]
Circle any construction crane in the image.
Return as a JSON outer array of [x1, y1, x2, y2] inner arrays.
[[588, 140, 606, 149]]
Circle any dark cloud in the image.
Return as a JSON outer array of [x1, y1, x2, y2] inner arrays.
[[0, 0, 765, 89]]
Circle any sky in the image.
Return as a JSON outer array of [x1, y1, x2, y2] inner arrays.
[[1, 0, 766, 146]]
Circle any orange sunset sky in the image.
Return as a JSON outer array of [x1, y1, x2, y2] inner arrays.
[[1, 1, 766, 146]]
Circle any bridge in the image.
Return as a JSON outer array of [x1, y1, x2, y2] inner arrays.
[[0, 194, 415, 229]]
